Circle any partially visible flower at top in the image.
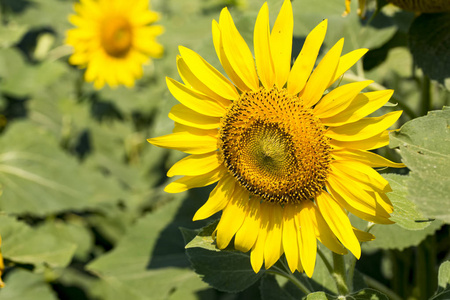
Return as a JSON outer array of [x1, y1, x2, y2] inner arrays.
[[344, 0, 450, 16], [149, 0, 404, 277], [66, 0, 164, 89]]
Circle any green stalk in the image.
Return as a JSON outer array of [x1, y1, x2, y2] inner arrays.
[[346, 254, 357, 293], [317, 247, 333, 275], [420, 76, 431, 117], [363, 275, 403, 300], [268, 267, 312, 295], [332, 252, 349, 296]]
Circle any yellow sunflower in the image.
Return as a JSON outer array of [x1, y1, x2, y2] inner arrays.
[[149, 0, 404, 277], [66, 0, 164, 89]]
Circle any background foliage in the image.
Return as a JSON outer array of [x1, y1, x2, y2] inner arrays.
[[0, 0, 449, 299]]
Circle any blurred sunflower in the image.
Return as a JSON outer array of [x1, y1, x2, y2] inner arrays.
[[149, 0, 404, 277], [66, 0, 164, 89]]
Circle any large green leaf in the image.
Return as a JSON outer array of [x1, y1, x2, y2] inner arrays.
[[260, 274, 302, 300], [363, 220, 442, 251], [409, 13, 450, 90], [0, 269, 57, 300], [186, 237, 264, 293], [0, 48, 67, 98], [0, 215, 76, 270], [384, 174, 432, 230], [0, 121, 123, 216], [86, 188, 215, 300], [390, 107, 450, 223]]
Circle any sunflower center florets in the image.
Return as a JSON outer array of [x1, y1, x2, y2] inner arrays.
[[101, 16, 133, 57], [219, 87, 331, 204]]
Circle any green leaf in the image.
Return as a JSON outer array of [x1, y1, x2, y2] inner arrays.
[[260, 274, 301, 300], [186, 239, 264, 292], [0, 269, 57, 300], [430, 261, 450, 300], [38, 218, 94, 261], [390, 107, 450, 223], [87, 190, 214, 300], [0, 48, 67, 98], [409, 13, 450, 90], [183, 221, 265, 293], [363, 220, 442, 251], [383, 174, 432, 230], [305, 292, 333, 300], [186, 247, 264, 293], [304, 288, 388, 300], [0, 22, 28, 48], [0, 214, 76, 269], [0, 121, 124, 216], [183, 220, 220, 252]]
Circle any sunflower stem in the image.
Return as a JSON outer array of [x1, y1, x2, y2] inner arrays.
[[317, 247, 333, 275], [269, 265, 312, 295], [346, 254, 357, 293], [363, 274, 403, 300], [332, 252, 349, 296], [420, 75, 431, 117]]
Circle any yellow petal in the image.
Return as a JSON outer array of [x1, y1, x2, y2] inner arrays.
[[212, 20, 249, 92], [288, 19, 327, 95], [264, 203, 284, 269], [327, 171, 391, 218], [219, 8, 259, 91], [326, 111, 402, 141], [330, 130, 390, 150], [329, 160, 391, 193], [172, 123, 218, 135], [179, 46, 239, 100], [193, 174, 236, 221], [166, 77, 228, 117], [167, 152, 222, 177], [353, 227, 375, 242], [372, 190, 394, 215], [235, 196, 261, 253], [298, 201, 317, 278], [322, 90, 394, 127], [313, 80, 373, 119], [301, 38, 344, 108], [216, 186, 248, 249], [282, 205, 300, 273], [309, 203, 347, 255], [164, 165, 227, 193], [270, 0, 293, 88], [148, 130, 218, 154], [176, 55, 232, 104], [169, 104, 221, 130], [254, 2, 275, 89], [250, 207, 268, 273], [328, 48, 368, 87], [327, 183, 394, 225], [332, 149, 405, 168], [316, 191, 361, 259]]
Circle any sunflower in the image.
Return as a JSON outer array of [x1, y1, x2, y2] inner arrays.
[[149, 0, 403, 277], [66, 0, 164, 89]]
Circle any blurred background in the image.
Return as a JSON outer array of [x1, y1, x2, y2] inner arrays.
[[0, 0, 449, 299]]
